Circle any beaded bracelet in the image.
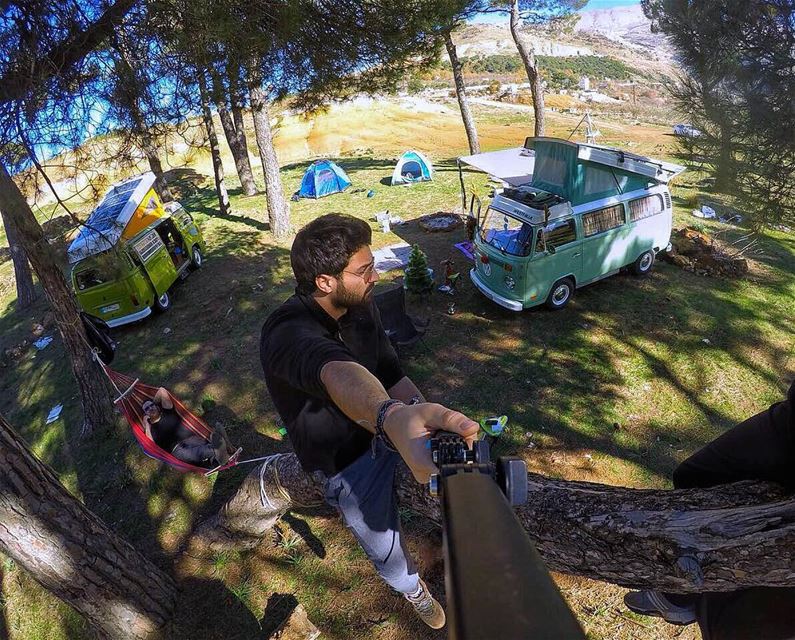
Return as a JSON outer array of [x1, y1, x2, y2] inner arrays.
[[375, 399, 404, 451]]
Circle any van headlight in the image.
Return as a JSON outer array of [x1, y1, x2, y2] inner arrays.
[[504, 275, 516, 290]]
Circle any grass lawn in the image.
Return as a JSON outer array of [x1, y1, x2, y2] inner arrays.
[[1, 100, 793, 640]]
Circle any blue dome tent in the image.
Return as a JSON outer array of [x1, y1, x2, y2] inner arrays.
[[391, 150, 433, 186], [298, 160, 352, 198]]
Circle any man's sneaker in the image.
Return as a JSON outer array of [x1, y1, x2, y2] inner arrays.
[[405, 578, 446, 629], [624, 590, 696, 625], [210, 431, 230, 465]]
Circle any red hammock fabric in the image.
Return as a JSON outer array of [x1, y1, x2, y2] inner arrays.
[[101, 364, 239, 475]]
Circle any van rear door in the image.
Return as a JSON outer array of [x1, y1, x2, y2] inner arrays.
[[131, 229, 178, 296]]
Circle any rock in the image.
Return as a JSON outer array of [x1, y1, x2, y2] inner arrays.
[[672, 255, 691, 268], [731, 258, 749, 276], [163, 327, 172, 334], [271, 604, 321, 640]]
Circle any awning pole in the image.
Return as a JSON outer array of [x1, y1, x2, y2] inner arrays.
[[457, 159, 467, 214]]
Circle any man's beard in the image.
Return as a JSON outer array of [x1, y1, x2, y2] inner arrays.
[[333, 279, 373, 309]]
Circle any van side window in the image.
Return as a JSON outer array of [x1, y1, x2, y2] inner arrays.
[[582, 204, 625, 237], [536, 219, 577, 251], [629, 194, 664, 222], [76, 269, 106, 290], [133, 230, 165, 262]]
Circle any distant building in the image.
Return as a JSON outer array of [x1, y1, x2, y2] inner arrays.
[[578, 76, 590, 91]]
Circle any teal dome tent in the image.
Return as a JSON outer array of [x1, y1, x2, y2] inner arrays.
[[391, 150, 433, 186]]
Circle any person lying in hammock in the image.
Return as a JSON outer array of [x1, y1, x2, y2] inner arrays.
[[142, 388, 231, 468]]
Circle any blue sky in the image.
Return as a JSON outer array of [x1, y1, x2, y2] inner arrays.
[[474, 0, 639, 22], [584, 0, 639, 8]]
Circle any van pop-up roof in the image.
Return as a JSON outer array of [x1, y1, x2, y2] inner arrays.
[[525, 137, 684, 206], [67, 173, 165, 264]]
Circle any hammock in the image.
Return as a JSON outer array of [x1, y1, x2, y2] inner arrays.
[[98, 361, 246, 476]]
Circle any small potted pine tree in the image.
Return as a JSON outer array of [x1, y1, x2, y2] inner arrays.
[[404, 244, 434, 294]]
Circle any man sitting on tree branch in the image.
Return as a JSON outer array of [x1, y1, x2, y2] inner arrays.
[[625, 380, 795, 638], [260, 213, 478, 630]]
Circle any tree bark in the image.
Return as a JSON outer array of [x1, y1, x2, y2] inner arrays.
[[210, 69, 258, 197], [143, 140, 174, 203], [715, 117, 735, 191], [0, 163, 114, 435], [228, 62, 254, 167], [509, 0, 545, 137], [0, 411, 177, 639], [444, 30, 480, 155], [198, 72, 231, 217], [1, 207, 37, 310], [200, 453, 795, 593], [247, 75, 290, 239]]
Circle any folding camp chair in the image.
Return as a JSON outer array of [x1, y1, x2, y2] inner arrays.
[[374, 285, 430, 353]]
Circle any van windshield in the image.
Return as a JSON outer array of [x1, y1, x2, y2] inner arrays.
[[479, 207, 534, 257]]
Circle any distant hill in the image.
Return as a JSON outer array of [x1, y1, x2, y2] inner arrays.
[[575, 4, 673, 62], [458, 8, 676, 79]]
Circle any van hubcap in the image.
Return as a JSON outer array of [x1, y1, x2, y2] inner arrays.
[[640, 253, 652, 271], [553, 285, 570, 304]]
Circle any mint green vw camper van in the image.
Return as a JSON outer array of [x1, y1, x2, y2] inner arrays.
[[466, 137, 684, 311]]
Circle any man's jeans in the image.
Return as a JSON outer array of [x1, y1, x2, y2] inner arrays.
[[319, 438, 419, 594], [172, 435, 215, 467]]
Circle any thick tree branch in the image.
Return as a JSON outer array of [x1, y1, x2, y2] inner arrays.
[[198, 454, 793, 593]]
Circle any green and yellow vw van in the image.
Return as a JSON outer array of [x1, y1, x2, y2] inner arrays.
[[467, 137, 684, 311], [67, 173, 205, 327]]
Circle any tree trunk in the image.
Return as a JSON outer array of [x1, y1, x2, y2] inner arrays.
[[247, 75, 290, 239], [228, 62, 254, 165], [509, 0, 545, 137], [0, 163, 114, 435], [198, 72, 231, 216], [715, 117, 735, 191], [142, 138, 174, 203], [210, 70, 258, 197], [199, 453, 795, 593], [1, 207, 37, 310], [444, 30, 480, 155], [0, 411, 177, 639]]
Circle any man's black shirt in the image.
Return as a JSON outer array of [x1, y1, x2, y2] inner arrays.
[[260, 292, 404, 475], [151, 407, 193, 452]]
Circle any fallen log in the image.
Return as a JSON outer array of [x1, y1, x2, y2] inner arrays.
[[196, 453, 793, 593]]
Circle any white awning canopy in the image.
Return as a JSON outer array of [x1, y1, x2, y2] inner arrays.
[[458, 147, 535, 186]]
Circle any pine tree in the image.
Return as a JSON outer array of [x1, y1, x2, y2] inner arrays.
[[404, 244, 433, 293]]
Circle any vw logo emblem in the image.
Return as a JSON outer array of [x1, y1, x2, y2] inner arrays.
[[483, 262, 492, 277]]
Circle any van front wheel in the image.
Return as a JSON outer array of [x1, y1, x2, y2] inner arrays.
[[191, 246, 203, 269], [153, 292, 171, 313], [545, 278, 574, 310], [632, 250, 655, 276]]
